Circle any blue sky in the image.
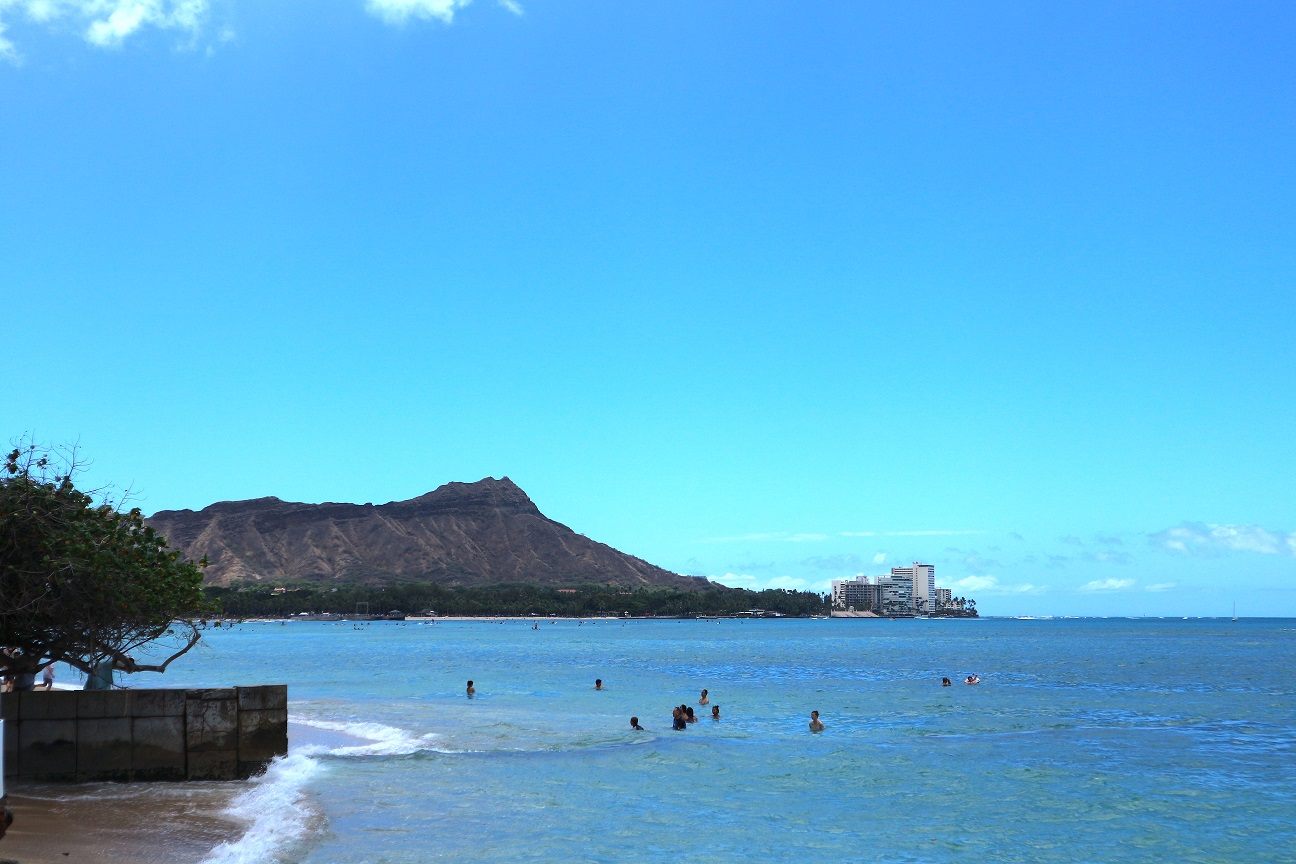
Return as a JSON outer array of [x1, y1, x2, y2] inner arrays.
[[4, 1, 1294, 616]]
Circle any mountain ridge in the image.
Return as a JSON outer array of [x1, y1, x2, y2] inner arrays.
[[146, 477, 702, 591]]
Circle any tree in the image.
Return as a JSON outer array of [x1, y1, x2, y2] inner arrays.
[[0, 442, 213, 683]]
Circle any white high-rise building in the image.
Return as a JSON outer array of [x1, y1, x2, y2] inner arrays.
[[890, 563, 935, 614], [876, 575, 913, 614]]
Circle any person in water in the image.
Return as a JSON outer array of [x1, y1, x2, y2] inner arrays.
[[698, 688, 709, 705], [595, 678, 603, 690], [630, 716, 644, 731], [809, 710, 825, 732], [941, 677, 952, 687], [685, 706, 697, 723], [711, 705, 720, 720], [672, 707, 687, 730], [466, 679, 476, 697], [964, 674, 980, 685]]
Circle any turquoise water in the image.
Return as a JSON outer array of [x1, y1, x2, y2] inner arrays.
[[132, 618, 1295, 863]]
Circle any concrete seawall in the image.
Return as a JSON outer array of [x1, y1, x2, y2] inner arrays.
[[1, 686, 287, 782]]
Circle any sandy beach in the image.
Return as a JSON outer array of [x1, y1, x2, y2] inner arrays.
[[1, 782, 241, 864]]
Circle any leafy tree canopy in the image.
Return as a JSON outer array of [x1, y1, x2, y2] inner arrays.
[[0, 441, 214, 680]]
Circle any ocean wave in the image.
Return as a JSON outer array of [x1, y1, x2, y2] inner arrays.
[[199, 752, 323, 864], [291, 715, 444, 756]]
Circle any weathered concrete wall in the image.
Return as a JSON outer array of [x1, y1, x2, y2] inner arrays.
[[1, 686, 286, 783]]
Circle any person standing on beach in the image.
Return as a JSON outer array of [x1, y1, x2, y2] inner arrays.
[[42, 663, 55, 689], [809, 710, 825, 732]]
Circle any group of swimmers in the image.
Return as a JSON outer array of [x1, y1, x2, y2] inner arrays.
[[466, 675, 981, 733]]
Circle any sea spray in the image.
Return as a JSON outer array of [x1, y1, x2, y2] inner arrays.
[[198, 751, 323, 864], [291, 716, 443, 756]]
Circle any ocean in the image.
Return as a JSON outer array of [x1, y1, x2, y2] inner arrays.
[[11, 617, 1296, 863]]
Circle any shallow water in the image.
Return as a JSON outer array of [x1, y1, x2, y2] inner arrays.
[[75, 618, 1296, 862]]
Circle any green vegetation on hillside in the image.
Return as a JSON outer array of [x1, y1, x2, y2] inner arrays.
[[206, 581, 831, 618]]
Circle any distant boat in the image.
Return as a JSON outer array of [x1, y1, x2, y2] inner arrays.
[[1232, 601, 1237, 622]]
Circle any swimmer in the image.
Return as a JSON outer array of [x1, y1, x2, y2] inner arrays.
[[941, 677, 952, 687], [685, 706, 697, 723], [964, 675, 980, 685], [466, 679, 475, 697], [698, 688, 709, 705], [595, 678, 603, 690], [809, 710, 825, 732], [711, 705, 720, 720], [672, 707, 687, 731], [631, 716, 644, 731]]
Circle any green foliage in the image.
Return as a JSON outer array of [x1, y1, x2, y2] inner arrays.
[[207, 581, 831, 619], [0, 441, 215, 678]]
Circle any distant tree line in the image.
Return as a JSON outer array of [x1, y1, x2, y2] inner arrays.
[[205, 581, 831, 618]]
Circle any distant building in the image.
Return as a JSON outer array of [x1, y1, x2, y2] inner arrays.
[[832, 576, 873, 611], [876, 575, 913, 614], [891, 563, 935, 614], [835, 564, 960, 616]]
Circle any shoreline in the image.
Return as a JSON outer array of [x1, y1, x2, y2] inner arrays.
[[1, 783, 242, 864]]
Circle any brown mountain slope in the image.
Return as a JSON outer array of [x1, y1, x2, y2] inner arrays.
[[146, 477, 702, 590]]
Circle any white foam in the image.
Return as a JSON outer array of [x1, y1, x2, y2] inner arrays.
[[199, 751, 322, 864], [199, 716, 447, 863], [291, 715, 442, 756]]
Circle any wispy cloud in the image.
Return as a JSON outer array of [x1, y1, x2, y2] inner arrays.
[[0, 0, 211, 59], [1145, 582, 1176, 592], [708, 572, 828, 593], [702, 532, 829, 544], [0, 18, 15, 62], [840, 529, 983, 538], [1080, 578, 1135, 592], [953, 575, 1044, 595], [1150, 522, 1296, 557], [365, 0, 470, 25], [871, 552, 887, 565], [800, 554, 867, 573], [1, 0, 519, 60]]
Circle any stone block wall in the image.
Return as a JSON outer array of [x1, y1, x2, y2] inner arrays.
[[0, 686, 286, 783]]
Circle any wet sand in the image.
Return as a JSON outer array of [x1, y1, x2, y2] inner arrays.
[[2, 781, 242, 864]]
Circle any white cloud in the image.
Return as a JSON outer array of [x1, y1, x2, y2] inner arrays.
[[954, 575, 1044, 595], [0, 19, 16, 62], [497, 0, 521, 15], [365, 0, 471, 24], [955, 575, 997, 592], [0, 0, 210, 58], [713, 572, 756, 588], [1150, 522, 1296, 557], [871, 552, 887, 565], [1080, 578, 1135, 592], [1145, 582, 1176, 592]]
